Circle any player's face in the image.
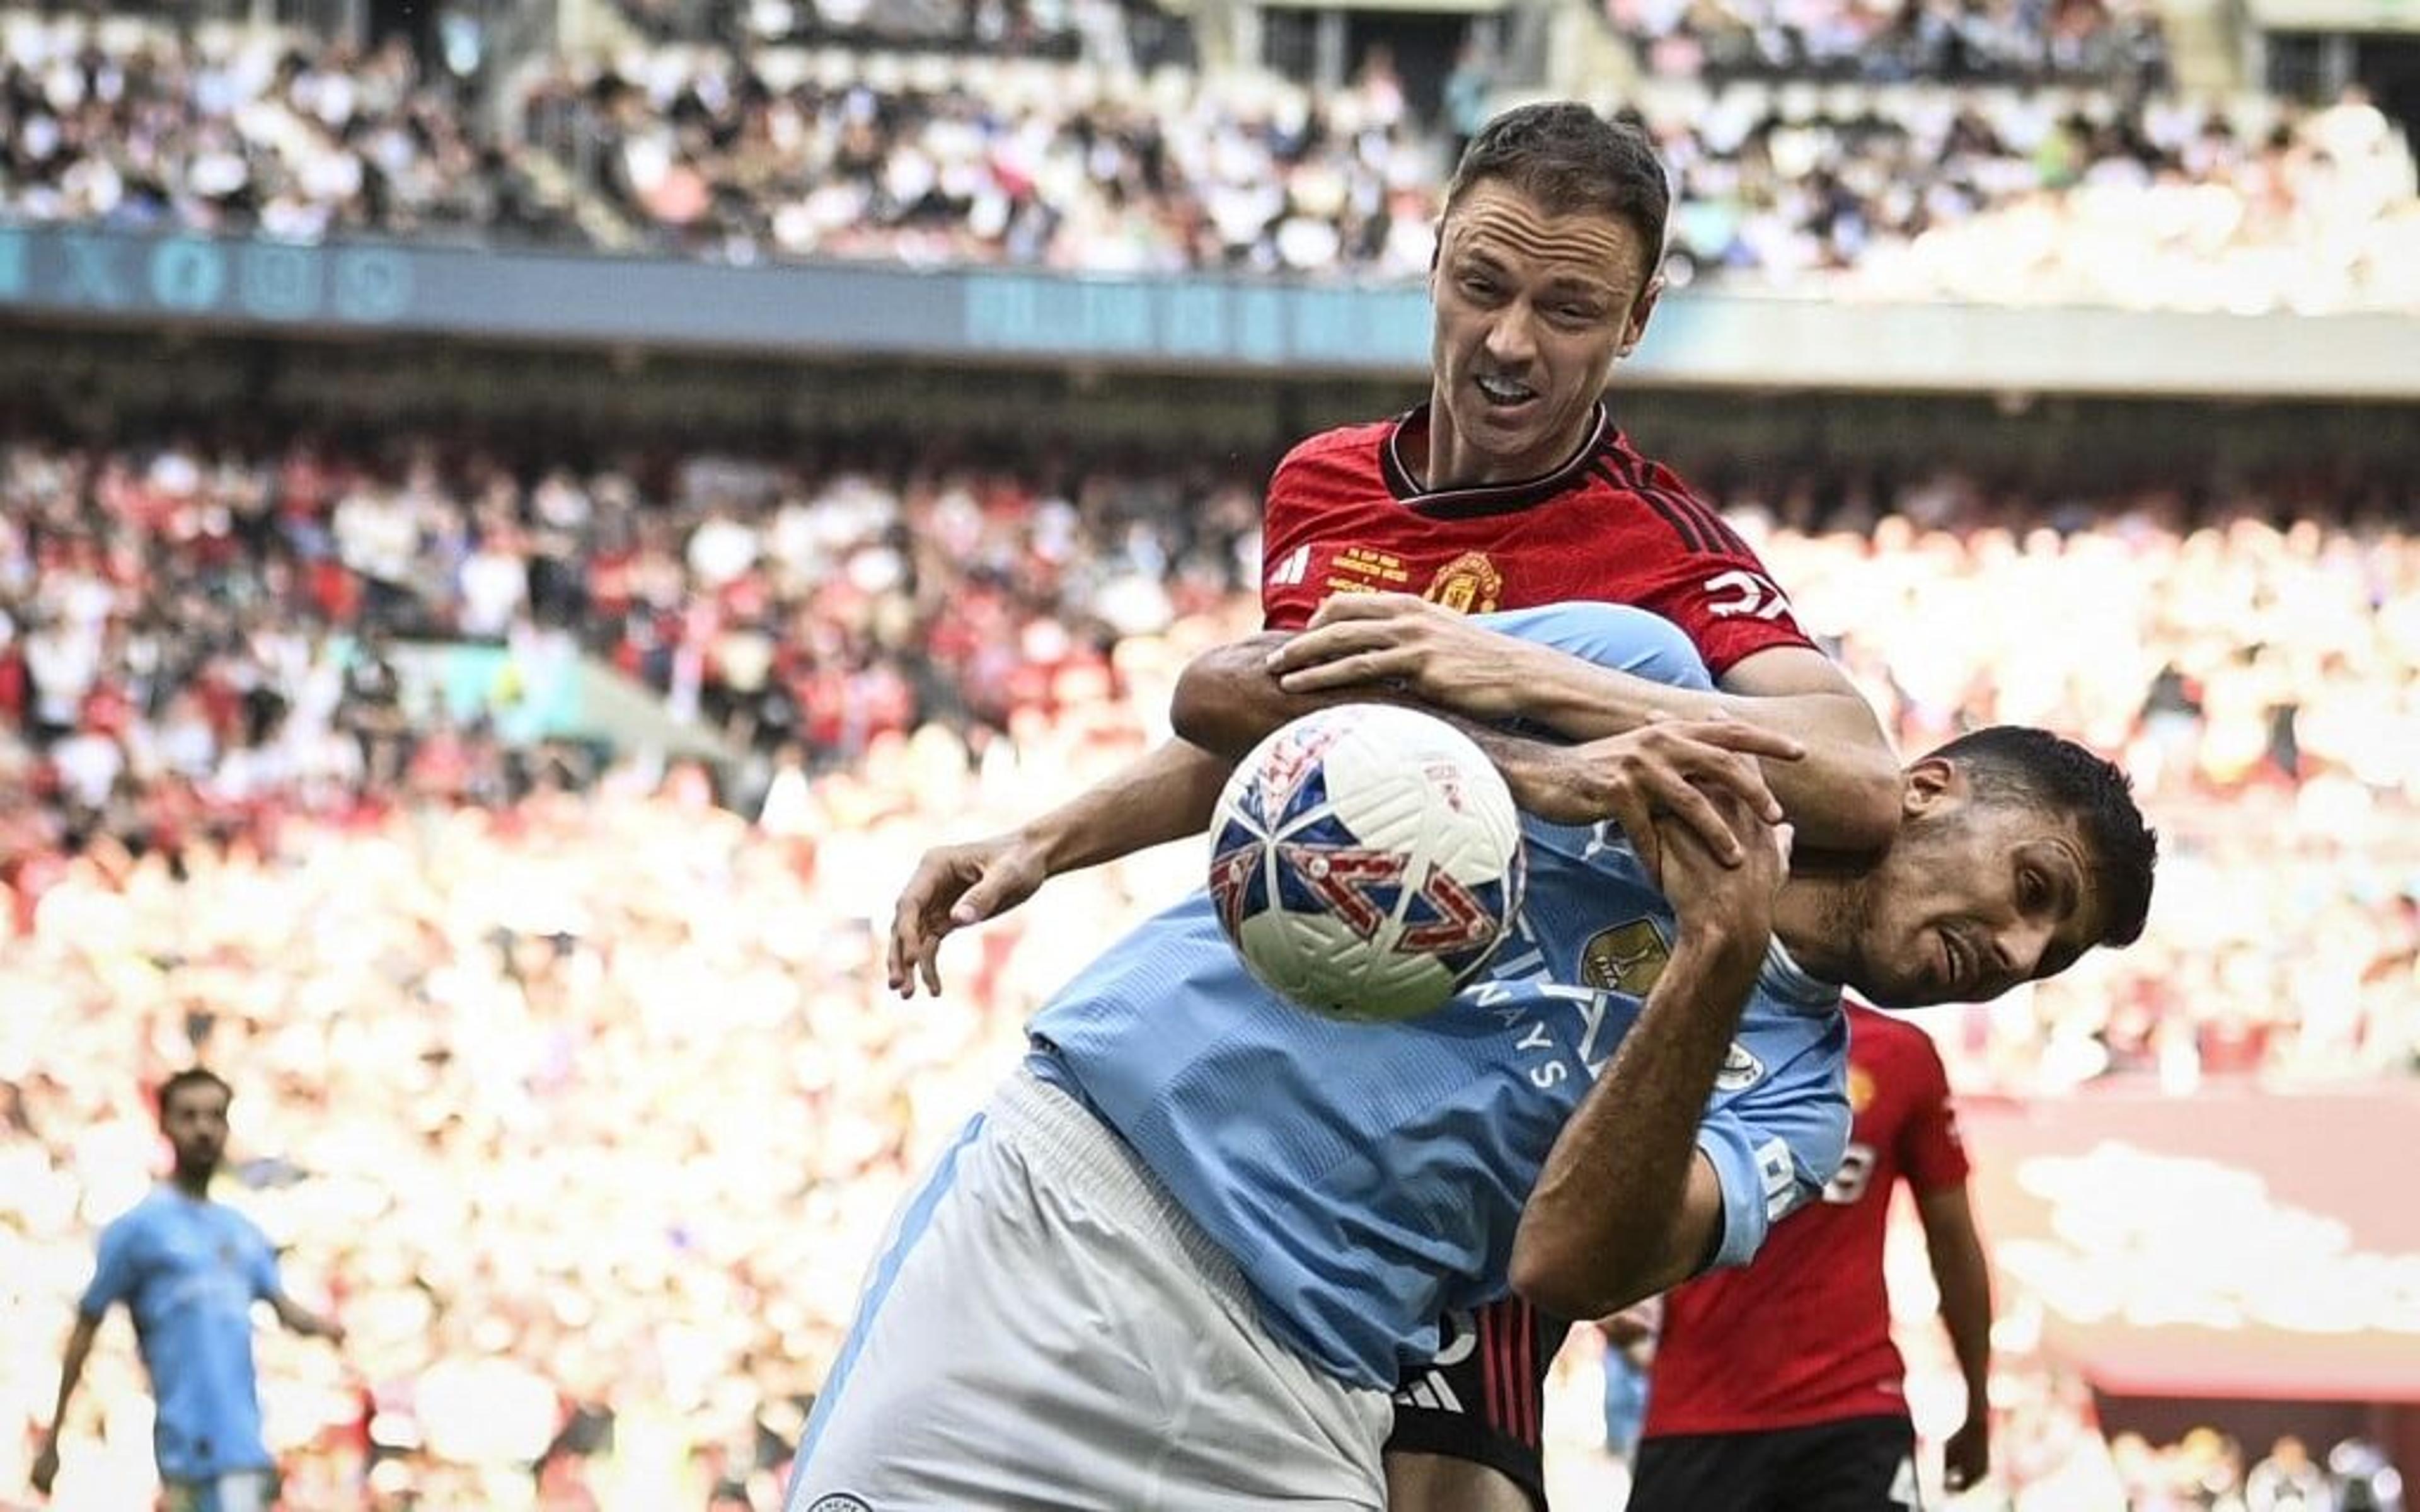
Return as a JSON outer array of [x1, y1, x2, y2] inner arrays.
[[160, 1084, 231, 1177], [1426, 180, 1659, 490], [1844, 764, 2109, 1009]]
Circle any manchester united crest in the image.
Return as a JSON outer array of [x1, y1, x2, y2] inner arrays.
[[1424, 551, 1503, 614]]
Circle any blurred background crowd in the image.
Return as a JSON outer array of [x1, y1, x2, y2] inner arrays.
[[4, 0, 2417, 1502], [2, 421, 2414, 1506], [4, 428, 2414, 1089], [4, 3, 2415, 307]]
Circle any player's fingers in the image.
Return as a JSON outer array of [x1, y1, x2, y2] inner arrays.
[[916, 934, 945, 998], [1276, 647, 1415, 694], [1608, 788, 1663, 885], [1649, 770, 1748, 866], [1266, 620, 1397, 673], [1305, 592, 1421, 629], [887, 891, 927, 995], [1684, 746, 1787, 826], [1679, 717, 1805, 764]]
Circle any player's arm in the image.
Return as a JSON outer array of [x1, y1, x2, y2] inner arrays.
[[1917, 1181, 1993, 1491], [1508, 791, 1784, 1320], [1267, 596, 1900, 853], [887, 738, 1231, 996], [1173, 632, 1800, 866], [891, 442, 1331, 999], [31, 1311, 103, 1495], [269, 1290, 346, 1344]]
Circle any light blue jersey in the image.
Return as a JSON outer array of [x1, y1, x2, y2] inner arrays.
[[80, 1188, 281, 1480], [1030, 604, 1852, 1390]]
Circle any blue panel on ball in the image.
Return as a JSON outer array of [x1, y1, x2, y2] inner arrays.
[[1269, 811, 1361, 914], [1212, 815, 1263, 856], [1271, 765, 1331, 830], [1468, 874, 1507, 923]]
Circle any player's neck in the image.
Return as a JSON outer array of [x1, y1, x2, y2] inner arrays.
[[169, 1168, 215, 1201], [1416, 406, 1596, 493], [1768, 874, 1860, 984]]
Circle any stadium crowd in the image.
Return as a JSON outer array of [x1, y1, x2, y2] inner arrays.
[[9, 421, 2410, 1499], [0, 18, 579, 245], [6, 11, 2416, 309], [1608, 0, 2171, 86], [4, 424, 2416, 1070], [3, 425, 2415, 1506]]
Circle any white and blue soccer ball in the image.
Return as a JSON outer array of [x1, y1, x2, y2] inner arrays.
[[1209, 704, 1525, 1022]]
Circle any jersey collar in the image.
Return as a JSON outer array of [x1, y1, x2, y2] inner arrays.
[[1761, 937, 1845, 1014], [1381, 403, 1611, 519]]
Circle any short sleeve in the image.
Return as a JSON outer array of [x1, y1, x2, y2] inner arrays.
[[1611, 461, 1817, 677], [1259, 447, 1323, 632], [1692, 1026, 1852, 1273], [243, 1216, 283, 1302], [78, 1211, 142, 1319], [1896, 1029, 1973, 1194]]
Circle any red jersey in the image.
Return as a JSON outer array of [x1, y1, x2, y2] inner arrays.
[[1258, 404, 1813, 677], [1643, 1004, 1971, 1436]]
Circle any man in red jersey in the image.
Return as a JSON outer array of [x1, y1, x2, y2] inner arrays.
[[1627, 1000, 1993, 1511], [887, 103, 1904, 1512]]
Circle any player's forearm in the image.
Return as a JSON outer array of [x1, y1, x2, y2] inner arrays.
[[1173, 635, 1569, 811], [1012, 737, 1230, 876], [45, 1315, 98, 1435], [1510, 925, 1768, 1319], [1929, 1215, 1995, 1413], [1507, 655, 1897, 851], [1172, 634, 1359, 761], [272, 1295, 332, 1338]]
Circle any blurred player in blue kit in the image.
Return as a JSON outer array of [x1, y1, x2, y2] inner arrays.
[[33, 1068, 345, 1512], [785, 603, 2157, 1511]]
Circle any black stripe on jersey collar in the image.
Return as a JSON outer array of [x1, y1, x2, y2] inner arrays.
[[1382, 403, 1611, 519]]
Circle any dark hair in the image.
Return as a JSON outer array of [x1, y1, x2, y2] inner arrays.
[[1443, 102, 1671, 273], [155, 1067, 233, 1120], [1930, 726, 2159, 948]]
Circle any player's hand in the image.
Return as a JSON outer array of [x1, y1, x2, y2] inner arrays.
[[886, 833, 1052, 998], [1652, 782, 1789, 953], [31, 1433, 59, 1497], [1504, 718, 1798, 874], [1944, 1413, 1990, 1494], [1265, 593, 1529, 721]]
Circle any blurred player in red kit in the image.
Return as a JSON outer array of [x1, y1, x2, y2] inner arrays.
[[1628, 1000, 1994, 1511]]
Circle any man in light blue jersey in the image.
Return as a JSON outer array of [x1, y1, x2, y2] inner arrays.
[[33, 1068, 344, 1512], [786, 603, 2157, 1512]]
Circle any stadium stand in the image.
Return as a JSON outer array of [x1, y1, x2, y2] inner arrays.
[[6, 11, 2412, 306]]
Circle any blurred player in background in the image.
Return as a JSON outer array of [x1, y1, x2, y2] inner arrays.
[[887, 100, 1904, 1512], [32, 1068, 345, 1512], [1629, 1000, 1993, 1511], [791, 605, 2156, 1511]]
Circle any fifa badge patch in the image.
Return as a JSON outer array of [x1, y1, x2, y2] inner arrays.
[[1581, 919, 1669, 995]]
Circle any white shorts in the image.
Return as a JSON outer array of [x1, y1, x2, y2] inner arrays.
[[161, 1470, 274, 1512], [784, 1065, 1392, 1511]]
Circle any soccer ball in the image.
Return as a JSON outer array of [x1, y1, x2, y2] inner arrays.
[[1208, 704, 1525, 1022]]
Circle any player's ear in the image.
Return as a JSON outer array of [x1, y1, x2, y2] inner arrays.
[[1618, 269, 1664, 360], [1902, 755, 1957, 818]]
